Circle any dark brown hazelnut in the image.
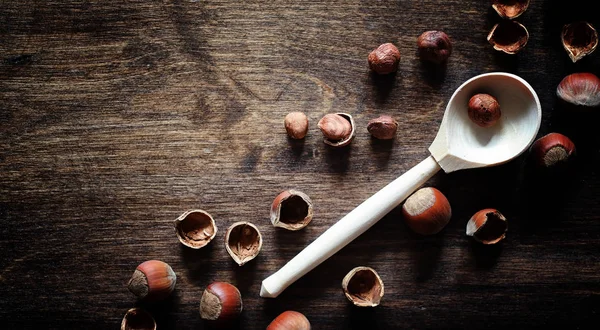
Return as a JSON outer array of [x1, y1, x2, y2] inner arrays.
[[127, 260, 176, 302], [466, 209, 508, 245], [556, 72, 600, 108], [417, 31, 452, 64], [199, 282, 243, 327], [121, 308, 156, 330], [284, 112, 308, 139], [367, 115, 398, 140], [317, 113, 355, 147], [270, 189, 313, 231], [561, 21, 598, 63], [492, 0, 530, 20], [529, 133, 576, 168], [342, 266, 384, 307], [467, 93, 501, 127], [487, 20, 529, 54], [224, 221, 262, 266], [368, 43, 400, 74], [173, 209, 217, 249]]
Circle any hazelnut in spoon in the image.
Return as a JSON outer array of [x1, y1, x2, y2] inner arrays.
[[261, 72, 542, 298]]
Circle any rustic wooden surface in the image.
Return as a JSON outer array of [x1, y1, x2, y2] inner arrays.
[[1, 1, 600, 329]]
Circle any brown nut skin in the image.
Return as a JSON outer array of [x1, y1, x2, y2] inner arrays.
[[556, 72, 600, 108], [317, 113, 355, 147], [368, 43, 400, 74], [121, 308, 156, 330], [342, 266, 384, 307], [284, 112, 309, 139], [199, 282, 243, 327], [492, 0, 530, 20], [561, 21, 598, 63], [417, 31, 452, 64], [487, 20, 529, 54], [174, 209, 217, 249], [466, 209, 508, 245], [270, 189, 314, 231], [127, 260, 176, 302], [224, 221, 263, 266], [468, 93, 501, 128], [267, 311, 311, 330], [529, 133, 576, 168], [367, 115, 398, 140], [402, 187, 451, 235]]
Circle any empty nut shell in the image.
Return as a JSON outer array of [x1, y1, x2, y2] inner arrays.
[[466, 209, 508, 245], [127, 260, 176, 302], [224, 221, 263, 266], [317, 113, 355, 147], [367, 115, 398, 140], [121, 308, 156, 330], [487, 20, 529, 54], [342, 266, 384, 307], [267, 311, 311, 330], [561, 21, 598, 63], [174, 209, 217, 249], [270, 190, 313, 231], [492, 0, 530, 19]]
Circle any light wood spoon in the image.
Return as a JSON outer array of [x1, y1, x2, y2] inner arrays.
[[261, 72, 542, 298]]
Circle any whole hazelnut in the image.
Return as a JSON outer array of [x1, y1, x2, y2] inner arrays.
[[284, 112, 309, 139], [561, 21, 598, 63], [199, 282, 243, 326], [487, 20, 529, 54], [270, 189, 313, 231], [367, 115, 398, 140], [267, 311, 311, 330], [368, 43, 400, 74], [317, 113, 355, 147], [173, 209, 217, 249], [342, 266, 384, 307], [556, 72, 600, 108], [417, 31, 452, 64], [121, 308, 156, 330], [529, 133, 576, 168], [467, 93, 501, 127], [402, 187, 451, 235], [224, 221, 263, 266], [127, 260, 176, 302], [466, 209, 508, 245]]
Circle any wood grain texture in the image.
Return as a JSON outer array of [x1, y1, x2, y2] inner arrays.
[[1, 0, 600, 329]]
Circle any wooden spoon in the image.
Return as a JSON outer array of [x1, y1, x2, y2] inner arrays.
[[260, 72, 542, 298]]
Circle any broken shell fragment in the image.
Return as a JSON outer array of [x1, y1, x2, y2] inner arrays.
[[492, 0, 530, 20], [561, 21, 598, 63], [121, 308, 156, 330], [174, 209, 217, 249], [342, 266, 384, 307], [270, 190, 314, 231], [466, 209, 508, 245], [225, 221, 263, 266], [487, 20, 529, 54]]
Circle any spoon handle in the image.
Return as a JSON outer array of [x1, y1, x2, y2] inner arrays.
[[260, 155, 442, 298]]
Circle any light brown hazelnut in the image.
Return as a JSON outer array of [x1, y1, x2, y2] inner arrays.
[[487, 20, 529, 54], [173, 209, 217, 249], [417, 31, 452, 64], [367, 115, 398, 140], [270, 189, 313, 231], [342, 266, 384, 307], [466, 209, 508, 245], [556, 72, 600, 108], [529, 133, 576, 168], [561, 21, 598, 63], [284, 112, 309, 139], [368, 43, 400, 74], [317, 113, 355, 147], [127, 260, 176, 302], [492, 0, 530, 20], [267, 311, 311, 330], [121, 308, 156, 330], [402, 187, 451, 235], [200, 282, 243, 327], [468, 93, 501, 127], [224, 221, 262, 266]]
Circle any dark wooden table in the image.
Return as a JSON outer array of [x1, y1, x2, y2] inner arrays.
[[2, 1, 600, 329]]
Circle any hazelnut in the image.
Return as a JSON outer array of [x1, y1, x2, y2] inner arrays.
[[492, 0, 530, 20], [417, 31, 452, 64], [466, 209, 508, 245], [529, 133, 576, 168], [199, 282, 243, 326], [342, 266, 384, 307], [367, 115, 398, 140], [284, 112, 309, 139], [402, 187, 452, 235], [487, 20, 529, 54], [467, 93, 501, 127], [267, 311, 311, 330], [121, 308, 156, 330], [270, 189, 313, 231], [556, 72, 600, 108], [224, 221, 263, 266], [561, 21, 598, 63], [173, 209, 217, 249], [127, 260, 176, 302], [368, 43, 400, 74], [317, 113, 355, 147]]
